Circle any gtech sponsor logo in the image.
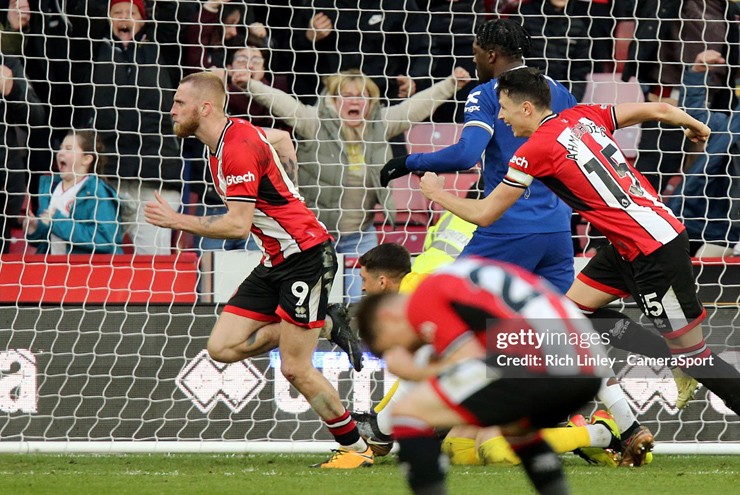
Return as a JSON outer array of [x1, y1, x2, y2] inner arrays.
[[510, 155, 529, 168], [226, 172, 256, 185]]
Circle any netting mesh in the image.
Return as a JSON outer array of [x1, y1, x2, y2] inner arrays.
[[0, 0, 737, 451]]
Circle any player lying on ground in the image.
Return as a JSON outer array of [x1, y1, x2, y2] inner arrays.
[[357, 257, 609, 495], [420, 67, 740, 422], [145, 72, 371, 469], [354, 243, 636, 468]]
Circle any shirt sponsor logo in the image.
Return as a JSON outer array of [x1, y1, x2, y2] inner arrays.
[[464, 106, 480, 113], [226, 172, 256, 185], [466, 91, 481, 105], [510, 155, 529, 168]]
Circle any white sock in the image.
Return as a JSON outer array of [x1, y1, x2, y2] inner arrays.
[[376, 379, 414, 436], [597, 378, 637, 434], [344, 437, 368, 452], [585, 424, 613, 448]]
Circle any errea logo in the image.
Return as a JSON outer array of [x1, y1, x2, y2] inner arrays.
[[226, 172, 256, 185], [510, 155, 529, 168]]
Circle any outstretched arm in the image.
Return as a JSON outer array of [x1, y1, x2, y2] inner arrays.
[[406, 125, 491, 173], [420, 172, 524, 227], [614, 102, 711, 143]]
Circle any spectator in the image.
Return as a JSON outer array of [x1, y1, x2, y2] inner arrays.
[[243, 67, 470, 302], [290, 0, 432, 102], [76, 0, 182, 254], [25, 130, 123, 255], [667, 50, 740, 258], [182, 0, 267, 73], [0, 54, 44, 254], [569, 0, 634, 73], [222, 45, 290, 128], [416, 0, 481, 122], [1, 1, 104, 205], [512, 0, 590, 102], [622, 0, 738, 193]]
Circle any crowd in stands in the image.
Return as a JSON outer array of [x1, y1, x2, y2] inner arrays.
[[0, 0, 737, 276]]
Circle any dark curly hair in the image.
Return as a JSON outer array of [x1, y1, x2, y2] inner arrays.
[[496, 67, 552, 110], [475, 19, 531, 59]]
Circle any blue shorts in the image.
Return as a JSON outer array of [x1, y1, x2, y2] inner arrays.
[[461, 231, 574, 294]]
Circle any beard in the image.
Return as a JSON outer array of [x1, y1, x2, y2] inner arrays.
[[173, 113, 199, 138]]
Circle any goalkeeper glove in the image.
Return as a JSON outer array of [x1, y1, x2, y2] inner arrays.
[[380, 155, 411, 187]]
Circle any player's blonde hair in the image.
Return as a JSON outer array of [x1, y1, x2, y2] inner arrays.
[[179, 72, 227, 112], [323, 70, 380, 141]]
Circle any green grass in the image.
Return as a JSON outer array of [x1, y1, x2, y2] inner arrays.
[[0, 454, 738, 495]]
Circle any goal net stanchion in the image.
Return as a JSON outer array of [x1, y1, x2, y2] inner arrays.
[[0, 1, 738, 455]]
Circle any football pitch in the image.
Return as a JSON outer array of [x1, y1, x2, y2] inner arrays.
[[1, 454, 738, 495]]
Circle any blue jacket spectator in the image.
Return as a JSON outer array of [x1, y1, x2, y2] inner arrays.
[[667, 50, 740, 254], [26, 130, 123, 255]]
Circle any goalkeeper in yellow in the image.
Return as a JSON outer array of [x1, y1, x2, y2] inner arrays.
[[352, 213, 623, 467]]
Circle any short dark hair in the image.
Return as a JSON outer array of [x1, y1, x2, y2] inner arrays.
[[358, 243, 412, 281], [496, 67, 551, 111], [475, 19, 531, 59], [355, 292, 395, 357]]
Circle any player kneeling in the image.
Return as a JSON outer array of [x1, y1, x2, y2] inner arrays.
[[357, 258, 612, 495]]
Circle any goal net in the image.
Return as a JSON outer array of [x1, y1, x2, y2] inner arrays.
[[0, 0, 737, 454]]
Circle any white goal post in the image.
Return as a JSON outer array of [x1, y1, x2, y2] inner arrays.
[[0, 1, 738, 455]]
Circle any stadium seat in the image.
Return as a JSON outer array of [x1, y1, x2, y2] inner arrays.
[[377, 224, 428, 255], [405, 123, 463, 154], [613, 20, 635, 74], [582, 73, 644, 158], [389, 173, 432, 225], [7, 227, 28, 255], [430, 172, 482, 221]]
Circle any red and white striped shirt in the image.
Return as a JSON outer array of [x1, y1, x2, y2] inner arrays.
[[209, 119, 332, 266], [504, 104, 685, 260]]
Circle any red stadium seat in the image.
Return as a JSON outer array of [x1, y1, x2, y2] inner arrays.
[[614, 21, 635, 74], [389, 173, 432, 226], [583, 73, 644, 158], [376, 224, 428, 255], [405, 123, 463, 154]]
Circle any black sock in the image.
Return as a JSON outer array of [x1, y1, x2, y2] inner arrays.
[[589, 308, 671, 359], [514, 440, 570, 495], [682, 352, 740, 415], [396, 436, 447, 495], [324, 410, 362, 446], [619, 422, 641, 447]]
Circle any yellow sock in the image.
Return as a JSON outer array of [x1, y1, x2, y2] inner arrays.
[[441, 437, 483, 466], [373, 379, 400, 413], [542, 427, 590, 453], [478, 435, 520, 465]]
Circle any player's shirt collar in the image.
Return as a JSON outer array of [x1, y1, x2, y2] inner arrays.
[[502, 64, 527, 75], [539, 113, 559, 127], [210, 118, 234, 157]]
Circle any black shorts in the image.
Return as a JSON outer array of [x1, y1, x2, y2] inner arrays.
[[429, 356, 602, 430], [577, 231, 705, 338], [224, 241, 338, 328]]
